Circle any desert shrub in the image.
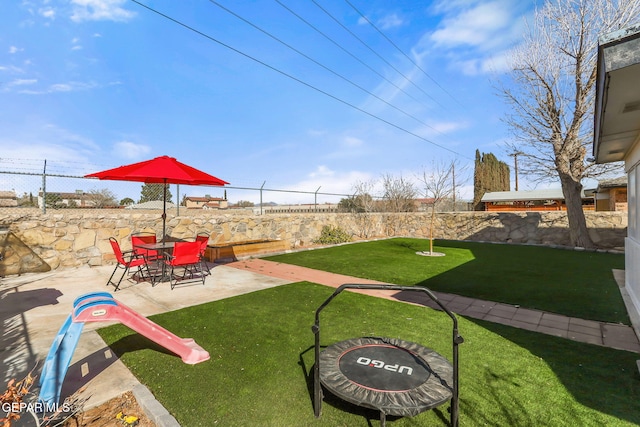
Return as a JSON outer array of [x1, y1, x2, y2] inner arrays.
[[313, 225, 352, 245]]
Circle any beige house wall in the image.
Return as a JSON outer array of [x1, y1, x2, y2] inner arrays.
[[624, 140, 640, 334]]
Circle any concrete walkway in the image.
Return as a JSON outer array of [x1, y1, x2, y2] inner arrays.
[[226, 258, 640, 353]]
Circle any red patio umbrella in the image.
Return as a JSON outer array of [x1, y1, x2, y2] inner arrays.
[[86, 156, 229, 239]]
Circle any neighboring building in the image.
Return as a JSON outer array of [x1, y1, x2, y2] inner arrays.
[[593, 24, 640, 331], [184, 196, 228, 210], [125, 201, 176, 210], [480, 189, 595, 211], [594, 177, 628, 212], [0, 191, 17, 208], [37, 190, 96, 208], [414, 198, 435, 212], [259, 203, 339, 214]]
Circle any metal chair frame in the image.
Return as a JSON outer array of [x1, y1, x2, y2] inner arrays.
[[195, 232, 211, 276], [163, 241, 206, 289], [107, 237, 150, 291]]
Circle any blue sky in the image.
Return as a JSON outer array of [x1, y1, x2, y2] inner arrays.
[[0, 0, 535, 204]]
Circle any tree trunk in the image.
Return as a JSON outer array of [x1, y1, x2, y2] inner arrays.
[[429, 207, 435, 254], [559, 173, 593, 248]]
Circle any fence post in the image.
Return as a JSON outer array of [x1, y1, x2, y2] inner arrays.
[[260, 181, 265, 215], [42, 159, 47, 214], [314, 186, 321, 212]]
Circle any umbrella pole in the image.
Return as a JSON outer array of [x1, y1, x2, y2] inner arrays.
[[162, 180, 167, 242]]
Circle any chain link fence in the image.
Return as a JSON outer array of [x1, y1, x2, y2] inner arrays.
[[0, 159, 353, 215], [0, 158, 471, 215]]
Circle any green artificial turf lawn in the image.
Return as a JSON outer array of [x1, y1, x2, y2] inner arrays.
[[97, 282, 640, 426], [265, 238, 628, 324]]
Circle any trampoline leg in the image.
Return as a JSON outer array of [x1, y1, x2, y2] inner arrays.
[[313, 387, 322, 418], [380, 411, 386, 427]]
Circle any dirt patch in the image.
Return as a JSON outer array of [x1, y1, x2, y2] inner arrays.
[[62, 391, 155, 427]]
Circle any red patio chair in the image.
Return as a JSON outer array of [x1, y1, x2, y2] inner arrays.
[[163, 241, 206, 289], [107, 237, 150, 291], [195, 233, 211, 276], [131, 232, 164, 263]]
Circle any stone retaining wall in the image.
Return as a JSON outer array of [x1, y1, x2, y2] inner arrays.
[[0, 209, 628, 274]]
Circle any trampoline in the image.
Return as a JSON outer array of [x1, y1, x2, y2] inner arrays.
[[312, 284, 463, 427]]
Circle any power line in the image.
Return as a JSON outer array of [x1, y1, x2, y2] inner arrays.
[[310, 0, 445, 110], [344, 0, 465, 109], [129, 0, 470, 159], [207, 0, 448, 139], [272, 0, 433, 112]]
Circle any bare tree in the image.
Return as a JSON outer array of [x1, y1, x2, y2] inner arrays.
[[350, 179, 378, 238], [418, 162, 455, 255], [381, 174, 417, 213], [86, 188, 119, 208], [499, 0, 639, 248], [380, 174, 416, 236]]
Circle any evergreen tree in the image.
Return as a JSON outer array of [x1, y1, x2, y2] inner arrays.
[[139, 183, 173, 203], [473, 150, 510, 210]]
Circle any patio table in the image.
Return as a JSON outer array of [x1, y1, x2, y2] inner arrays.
[[133, 241, 176, 285]]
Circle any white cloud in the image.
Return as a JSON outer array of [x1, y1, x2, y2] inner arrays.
[[300, 167, 372, 193], [0, 65, 24, 73], [43, 124, 100, 150], [400, 120, 469, 145], [415, 0, 530, 76], [0, 142, 87, 164], [430, 0, 483, 15], [456, 52, 512, 76], [425, 120, 467, 135], [357, 11, 404, 30], [39, 7, 55, 19], [378, 13, 404, 30], [14, 81, 98, 94], [252, 167, 374, 204], [71, 38, 82, 50], [48, 82, 81, 92], [307, 129, 327, 138], [343, 136, 364, 147], [0, 124, 99, 174], [70, 0, 136, 22], [430, 1, 515, 50], [1, 79, 37, 92], [12, 78, 37, 86], [309, 165, 334, 178], [8, 46, 23, 54], [113, 141, 152, 160]]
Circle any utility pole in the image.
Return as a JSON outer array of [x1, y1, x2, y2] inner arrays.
[[451, 161, 456, 212], [509, 152, 522, 191]]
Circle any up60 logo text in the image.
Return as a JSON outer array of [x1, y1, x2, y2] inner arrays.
[[356, 357, 413, 375]]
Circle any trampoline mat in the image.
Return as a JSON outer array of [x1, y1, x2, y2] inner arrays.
[[319, 337, 453, 417]]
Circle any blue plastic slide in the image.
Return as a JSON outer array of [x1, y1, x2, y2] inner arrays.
[[38, 316, 85, 405], [38, 292, 116, 405], [37, 291, 209, 406]]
